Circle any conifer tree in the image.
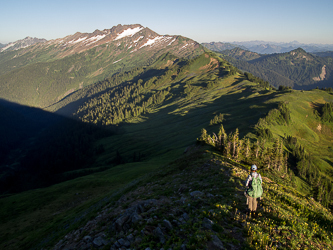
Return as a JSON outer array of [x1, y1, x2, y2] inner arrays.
[[225, 141, 232, 159], [244, 137, 251, 160], [231, 128, 239, 158], [198, 128, 208, 143], [235, 140, 243, 162], [254, 139, 260, 159], [217, 125, 227, 153]]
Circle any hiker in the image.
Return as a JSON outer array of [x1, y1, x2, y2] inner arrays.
[[245, 164, 263, 217]]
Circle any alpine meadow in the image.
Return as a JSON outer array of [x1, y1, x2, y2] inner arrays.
[[1, 24, 333, 250]]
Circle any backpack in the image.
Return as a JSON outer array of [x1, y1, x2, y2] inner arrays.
[[247, 175, 263, 198]]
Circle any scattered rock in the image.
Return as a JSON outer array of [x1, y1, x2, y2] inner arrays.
[[202, 217, 214, 230], [132, 212, 142, 223], [147, 217, 154, 224], [127, 233, 135, 242], [92, 236, 108, 247], [83, 235, 92, 242], [163, 219, 173, 230], [207, 235, 225, 249], [182, 212, 190, 222], [115, 215, 130, 231], [118, 238, 131, 247], [135, 236, 142, 244], [154, 226, 166, 244], [190, 191, 204, 197]]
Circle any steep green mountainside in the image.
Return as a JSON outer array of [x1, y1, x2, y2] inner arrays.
[[1, 50, 333, 249], [0, 24, 204, 108], [217, 48, 333, 89]]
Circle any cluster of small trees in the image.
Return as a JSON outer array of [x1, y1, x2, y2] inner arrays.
[[209, 113, 224, 126], [256, 102, 291, 127], [198, 125, 287, 172], [244, 72, 273, 90], [320, 102, 333, 123]]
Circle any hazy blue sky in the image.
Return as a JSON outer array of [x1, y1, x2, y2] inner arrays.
[[1, 0, 332, 44]]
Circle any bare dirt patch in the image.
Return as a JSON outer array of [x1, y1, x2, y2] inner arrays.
[[199, 57, 219, 72]]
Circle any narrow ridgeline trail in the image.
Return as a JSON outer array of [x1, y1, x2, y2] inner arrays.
[[52, 146, 333, 250]]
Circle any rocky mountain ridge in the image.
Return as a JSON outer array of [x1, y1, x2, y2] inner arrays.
[[1, 24, 201, 60], [0, 36, 46, 52]]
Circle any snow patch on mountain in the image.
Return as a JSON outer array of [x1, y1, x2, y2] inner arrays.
[[1, 42, 16, 52], [68, 37, 87, 44], [113, 59, 123, 64], [180, 44, 189, 49], [84, 34, 106, 45], [140, 36, 174, 48], [115, 27, 144, 41], [168, 38, 176, 46], [133, 36, 144, 44]]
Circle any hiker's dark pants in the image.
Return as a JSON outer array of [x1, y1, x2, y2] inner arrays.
[[248, 196, 257, 211]]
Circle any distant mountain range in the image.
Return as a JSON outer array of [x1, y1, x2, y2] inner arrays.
[[202, 41, 333, 54], [217, 47, 333, 89], [0, 36, 47, 52]]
